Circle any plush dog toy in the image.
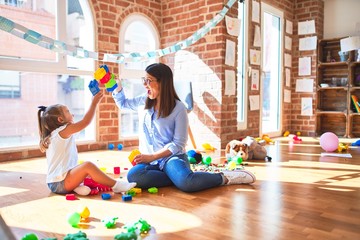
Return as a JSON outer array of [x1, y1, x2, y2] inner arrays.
[[225, 136, 271, 161], [225, 140, 249, 160], [241, 136, 271, 161]]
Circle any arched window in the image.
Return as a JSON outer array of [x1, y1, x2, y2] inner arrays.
[[119, 14, 159, 137], [0, 0, 95, 149]]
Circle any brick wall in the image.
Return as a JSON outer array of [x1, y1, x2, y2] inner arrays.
[[0, 0, 326, 161], [292, 0, 324, 136]]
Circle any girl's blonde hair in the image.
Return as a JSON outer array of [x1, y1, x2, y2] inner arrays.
[[37, 104, 66, 152]]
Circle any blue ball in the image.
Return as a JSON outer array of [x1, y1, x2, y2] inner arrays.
[[117, 144, 123, 150], [108, 143, 114, 150]]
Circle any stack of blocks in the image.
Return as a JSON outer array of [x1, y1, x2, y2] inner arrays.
[[88, 65, 118, 95]]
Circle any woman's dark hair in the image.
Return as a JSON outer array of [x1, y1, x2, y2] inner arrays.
[[144, 63, 180, 118], [37, 104, 65, 152]]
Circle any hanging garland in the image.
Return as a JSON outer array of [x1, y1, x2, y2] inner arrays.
[[0, 0, 242, 63]]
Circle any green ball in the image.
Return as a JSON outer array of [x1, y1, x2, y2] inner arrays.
[[233, 156, 243, 164], [67, 212, 81, 227], [202, 156, 212, 165], [22, 233, 38, 240], [189, 157, 197, 164]]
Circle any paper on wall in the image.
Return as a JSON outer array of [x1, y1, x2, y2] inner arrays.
[[296, 78, 314, 93], [253, 25, 261, 47], [284, 53, 292, 67], [225, 39, 236, 66], [286, 20, 293, 34], [298, 20, 316, 35], [285, 36, 292, 50], [284, 89, 291, 103], [252, 0, 260, 23], [225, 16, 241, 36], [301, 97, 313, 116], [249, 95, 260, 111], [298, 56, 311, 76], [250, 49, 261, 65], [225, 70, 236, 96], [299, 36, 317, 51], [285, 68, 291, 87], [251, 69, 259, 90]]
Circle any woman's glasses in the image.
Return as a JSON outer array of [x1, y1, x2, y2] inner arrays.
[[142, 77, 155, 85]]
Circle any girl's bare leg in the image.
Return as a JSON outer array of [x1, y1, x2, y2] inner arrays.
[[63, 161, 136, 193], [64, 161, 116, 191]]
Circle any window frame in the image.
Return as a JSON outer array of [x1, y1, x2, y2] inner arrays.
[[118, 14, 160, 139], [0, 0, 96, 149], [237, 0, 249, 130], [0, 0, 93, 76]]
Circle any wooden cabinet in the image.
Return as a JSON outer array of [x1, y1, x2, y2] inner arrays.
[[349, 62, 360, 137], [316, 37, 359, 137]]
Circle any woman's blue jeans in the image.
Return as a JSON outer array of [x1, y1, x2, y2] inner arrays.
[[127, 154, 224, 192]]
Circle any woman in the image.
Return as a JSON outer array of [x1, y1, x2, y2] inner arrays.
[[112, 63, 256, 192]]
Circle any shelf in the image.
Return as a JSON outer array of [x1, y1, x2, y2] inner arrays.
[[315, 110, 347, 115], [316, 88, 348, 112], [350, 61, 360, 87], [316, 37, 354, 138], [318, 61, 348, 67], [349, 114, 360, 138], [316, 113, 347, 137]]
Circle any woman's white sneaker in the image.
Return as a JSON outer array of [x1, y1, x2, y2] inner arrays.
[[223, 169, 256, 185]]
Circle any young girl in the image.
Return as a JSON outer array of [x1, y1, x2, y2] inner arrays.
[[37, 91, 136, 195]]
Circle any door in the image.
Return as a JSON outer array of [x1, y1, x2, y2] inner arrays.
[[260, 3, 283, 137]]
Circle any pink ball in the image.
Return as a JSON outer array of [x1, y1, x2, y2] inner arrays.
[[319, 132, 339, 152]]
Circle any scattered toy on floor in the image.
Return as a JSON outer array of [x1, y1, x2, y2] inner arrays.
[[67, 212, 81, 227], [187, 149, 202, 164], [337, 143, 349, 152], [64, 231, 88, 240], [320, 132, 339, 152], [351, 139, 360, 146], [225, 140, 249, 160], [102, 217, 119, 228], [148, 187, 158, 194], [261, 134, 275, 144], [122, 194, 133, 201], [202, 142, 216, 151]]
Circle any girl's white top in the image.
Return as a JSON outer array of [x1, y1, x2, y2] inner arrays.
[[46, 125, 78, 183]]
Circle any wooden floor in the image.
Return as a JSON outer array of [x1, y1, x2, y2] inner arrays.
[[1, 137, 360, 240]]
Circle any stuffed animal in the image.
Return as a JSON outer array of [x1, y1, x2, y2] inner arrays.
[[225, 140, 249, 160], [241, 136, 271, 161]]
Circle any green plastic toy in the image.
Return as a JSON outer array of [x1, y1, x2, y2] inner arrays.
[[114, 231, 137, 240], [148, 187, 158, 193], [21, 233, 38, 240], [63, 231, 88, 240], [67, 212, 81, 227], [102, 217, 118, 228], [202, 156, 212, 165]]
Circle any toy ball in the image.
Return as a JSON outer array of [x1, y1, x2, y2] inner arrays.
[[108, 143, 115, 150], [319, 132, 339, 152], [202, 156, 212, 165], [187, 150, 202, 164], [117, 143, 123, 150], [233, 156, 243, 164], [21, 233, 39, 240], [67, 212, 81, 227], [188, 157, 197, 164]]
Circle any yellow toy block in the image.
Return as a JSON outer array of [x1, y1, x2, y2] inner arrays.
[[128, 149, 141, 166], [94, 67, 106, 81]]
